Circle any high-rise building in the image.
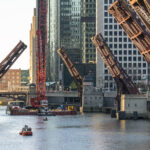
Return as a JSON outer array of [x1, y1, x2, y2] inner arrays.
[[82, 0, 96, 63], [60, 0, 81, 63], [29, 8, 37, 84], [47, 0, 60, 82], [96, 0, 148, 91], [47, 0, 82, 82]]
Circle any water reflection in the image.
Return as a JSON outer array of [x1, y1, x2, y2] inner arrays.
[[0, 107, 150, 150]]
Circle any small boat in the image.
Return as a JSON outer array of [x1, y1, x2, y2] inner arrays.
[[19, 125, 32, 136], [43, 117, 48, 121]]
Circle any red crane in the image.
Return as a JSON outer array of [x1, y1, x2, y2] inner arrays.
[[35, 0, 48, 107]]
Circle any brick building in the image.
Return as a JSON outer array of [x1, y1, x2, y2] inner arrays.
[[0, 69, 21, 90]]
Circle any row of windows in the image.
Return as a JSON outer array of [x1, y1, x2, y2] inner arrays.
[[104, 31, 126, 36], [104, 70, 147, 81], [106, 37, 130, 42], [104, 62, 146, 69], [85, 0, 96, 3], [116, 57, 144, 61], [108, 44, 135, 49], [104, 24, 122, 29], [104, 0, 114, 4], [113, 50, 140, 55]]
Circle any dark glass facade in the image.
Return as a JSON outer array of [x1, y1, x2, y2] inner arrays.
[[63, 63, 96, 88], [47, 0, 60, 82], [60, 0, 82, 63], [82, 0, 96, 63]]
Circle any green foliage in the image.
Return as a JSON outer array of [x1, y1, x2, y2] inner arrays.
[[70, 81, 77, 89]]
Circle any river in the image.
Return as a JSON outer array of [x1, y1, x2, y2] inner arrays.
[[0, 106, 150, 150]]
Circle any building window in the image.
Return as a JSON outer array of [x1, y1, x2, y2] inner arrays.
[[124, 63, 127, 67], [119, 50, 122, 55], [109, 38, 112, 42], [114, 25, 117, 29], [124, 50, 127, 55], [114, 44, 117, 48], [143, 63, 146, 67], [104, 6, 108, 10], [143, 70, 146, 74], [129, 51, 132, 55], [105, 0, 108, 4], [133, 50, 136, 55], [129, 63, 132, 67], [114, 50, 117, 55], [104, 31, 108, 36], [133, 57, 136, 61], [124, 57, 127, 61], [133, 63, 136, 67], [124, 38, 127, 42], [128, 44, 132, 48], [109, 18, 112, 23], [119, 31, 122, 35], [138, 57, 141, 61], [114, 31, 117, 36], [119, 57, 122, 61], [119, 38, 122, 42], [138, 70, 141, 74], [104, 12, 108, 17], [129, 57, 132, 61], [109, 31, 112, 36], [104, 18, 108, 23], [138, 63, 141, 67]]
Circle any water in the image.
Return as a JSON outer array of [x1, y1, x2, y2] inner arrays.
[[0, 106, 150, 150]]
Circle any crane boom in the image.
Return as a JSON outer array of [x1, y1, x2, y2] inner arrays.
[[128, 0, 150, 32], [57, 47, 83, 104], [36, 0, 47, 104], [0, 41, 27, 79], [91, 33, 139, 110], [108, 0, 150, 64]]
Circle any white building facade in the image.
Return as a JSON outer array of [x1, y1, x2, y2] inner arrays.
[[96, 0, 148, 91]]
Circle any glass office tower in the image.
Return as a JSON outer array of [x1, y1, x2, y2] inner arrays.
[[60, 0, 81, 63], [82, 0, 96, 63], [47, 0, 82, 82], [47, 0, 60, 82]]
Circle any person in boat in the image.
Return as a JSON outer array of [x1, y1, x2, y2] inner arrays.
[[43, 117, 48, 121]]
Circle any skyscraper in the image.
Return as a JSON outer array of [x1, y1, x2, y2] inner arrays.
[[60, 0, 81, 63], [82, 0, 96, 63], [96, 0, 148, 91], [29, 8, 37, 84], [47, 0, 60, 82], [47, 0, 82, 82]]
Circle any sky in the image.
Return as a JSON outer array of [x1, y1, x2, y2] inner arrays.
[[0, 0, 36, 69]]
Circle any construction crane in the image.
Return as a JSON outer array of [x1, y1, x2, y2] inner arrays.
[[57, 47, 83, 105], [34, 0, 48, 107], [128, 0, 150, 32], [108, 0, 150, 64], [91, 33, 139, 111], [0, 41, 27, 79]]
